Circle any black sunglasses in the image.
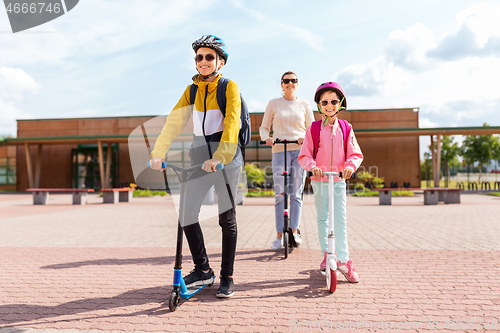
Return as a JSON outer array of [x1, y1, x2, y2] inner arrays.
[[195, 54, 216, 62], [282, 78, 298, 84]]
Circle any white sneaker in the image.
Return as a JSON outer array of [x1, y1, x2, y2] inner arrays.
[[293, 233, 302, 246], [271, 238, 282, 250]]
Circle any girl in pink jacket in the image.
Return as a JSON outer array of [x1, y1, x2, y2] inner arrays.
[[298, 82, 363, 283]]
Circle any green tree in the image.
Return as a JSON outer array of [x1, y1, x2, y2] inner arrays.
[[421, 152, 432, 186], [440, 136, 460, 187], [460, 123, 500, 183]]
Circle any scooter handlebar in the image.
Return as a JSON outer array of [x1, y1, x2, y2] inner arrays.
[[259, 138, 299, 145], [315, 171, 356, 179], [274, 138, 299, 144], [340, 172, 356, 179]]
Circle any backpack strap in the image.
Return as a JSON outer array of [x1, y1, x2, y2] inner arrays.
[[338, 119, 352, 160], [312, 119, 352, 161], [311, 120, 321, 160], [216, 77, 230, 116], [189, 84, 198, 106]]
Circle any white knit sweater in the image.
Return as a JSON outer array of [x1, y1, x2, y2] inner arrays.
[[259, 97, 314, 153]]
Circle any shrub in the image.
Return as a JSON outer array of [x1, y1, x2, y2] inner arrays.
[[132, 189, 168, 197], [354, 172, 384, 190], [245, 163, 266, 188], [392, 190, 415, 197], [245, 189, 275, 197], [352, 191, 379, 197]]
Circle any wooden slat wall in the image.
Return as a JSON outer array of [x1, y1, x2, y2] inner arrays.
[[15, 108, 421, 191]]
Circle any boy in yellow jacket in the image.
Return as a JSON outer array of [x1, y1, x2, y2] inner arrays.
[[149, 35, 242, 298]]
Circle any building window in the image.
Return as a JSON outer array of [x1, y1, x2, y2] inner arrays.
[[0, 157, 16, 185], [71, 145, 118, 189]]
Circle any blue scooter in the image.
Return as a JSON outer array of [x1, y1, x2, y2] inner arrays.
[[148, 161, 223, 311]]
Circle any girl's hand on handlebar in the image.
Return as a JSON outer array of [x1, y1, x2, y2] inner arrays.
[[149, 157, 165, 171], [265, 138, 274, 146], [202, 158, 221, 173], [297, 138, 304, 145], [342, 168, 353, 179], [311, 166, 323, 178]]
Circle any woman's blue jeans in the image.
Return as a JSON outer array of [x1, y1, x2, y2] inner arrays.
[[272, 150, 306, 233]]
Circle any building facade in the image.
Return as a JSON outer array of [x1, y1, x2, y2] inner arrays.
[[7, 108, 420, 191]]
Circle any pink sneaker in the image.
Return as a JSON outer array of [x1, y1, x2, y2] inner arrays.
[[337, 260, 359, 283], [320, 252, 327, 271]]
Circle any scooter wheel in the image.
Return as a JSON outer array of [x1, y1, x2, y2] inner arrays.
[[283, 232, 289, 259], [326, 267, 337, 293], [168, 288, 180, 312]]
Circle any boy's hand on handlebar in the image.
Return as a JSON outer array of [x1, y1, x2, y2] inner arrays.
[[342, 168, 353, 179], [202, 158, 221, 173], [149, 157, 165, 171], [265, 138, 274, 146], [311, 166, 323, 178]]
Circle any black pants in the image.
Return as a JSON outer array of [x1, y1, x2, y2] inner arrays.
[[180, 166, 241, 277]]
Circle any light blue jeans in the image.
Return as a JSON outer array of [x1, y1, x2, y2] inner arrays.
[[311, 180, 349, 262], [272, 150, 306, 233]]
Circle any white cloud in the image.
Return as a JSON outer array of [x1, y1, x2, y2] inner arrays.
[[247, 98, 266, 113], [386, 23, 438, 71], [0, 67, 39, 135], [333, 3, 500, 129], [0, 0, 217, 67], [419, 118, 438, 128], [428, 2, 500, 60], [230, 0, 324, 52], [0, 67, 40, 100], [335, 57, 387, 96]]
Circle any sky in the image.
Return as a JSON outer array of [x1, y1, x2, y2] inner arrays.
[[1, 0, 500, 157]]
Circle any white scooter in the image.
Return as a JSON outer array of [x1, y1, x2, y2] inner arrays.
[[322, 171, 355, 293]]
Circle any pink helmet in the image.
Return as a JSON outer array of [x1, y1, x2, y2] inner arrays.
[[314, 82, 347, 109]]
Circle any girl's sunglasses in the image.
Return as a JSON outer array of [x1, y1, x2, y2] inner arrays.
[[319, 99, 340, 107], [195, 54, 216, 62], [282, 78, 298, 84]]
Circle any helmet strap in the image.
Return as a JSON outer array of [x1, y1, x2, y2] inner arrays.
[[317, 97, 345, 126]]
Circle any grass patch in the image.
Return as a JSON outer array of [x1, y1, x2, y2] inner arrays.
[[352, 191, 379, 197], [351, 190, 415, 197], [392, 190, 415, 197], [133, 189, 168, 197], [245, 189, 275, 197], [488, 192, 500, 197]]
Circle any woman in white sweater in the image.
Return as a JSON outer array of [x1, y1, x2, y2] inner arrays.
[[259, 71, 315, 250]]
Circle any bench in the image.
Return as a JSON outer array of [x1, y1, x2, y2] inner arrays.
[[372, 188, 461, 205], [26, 188, 95, 205], [100, 188, 134, 204]]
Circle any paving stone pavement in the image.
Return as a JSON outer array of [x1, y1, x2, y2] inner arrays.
[[0, 192, 499, 332]]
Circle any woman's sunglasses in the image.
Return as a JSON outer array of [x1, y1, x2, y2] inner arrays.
[[319, 99, 340, 107], [282, 78, 298, 84], [195, 54, 216, 62]]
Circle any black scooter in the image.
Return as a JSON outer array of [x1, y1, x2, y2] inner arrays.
[[260, 139, 300, 259]]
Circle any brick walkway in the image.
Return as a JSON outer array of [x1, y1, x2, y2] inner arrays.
[[0, 193, 499, 332]]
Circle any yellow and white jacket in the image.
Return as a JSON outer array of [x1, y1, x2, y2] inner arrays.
[[150, 74, 242, 168]]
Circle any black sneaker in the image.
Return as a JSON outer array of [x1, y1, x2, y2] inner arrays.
[[184, 268, 215, 288], [216, 276, 235, 298]]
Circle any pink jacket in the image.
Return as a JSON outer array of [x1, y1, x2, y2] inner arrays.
[[298, 119, 363, 182]]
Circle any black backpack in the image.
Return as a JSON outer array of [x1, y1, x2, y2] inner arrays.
[[190, 77, 251, 160]]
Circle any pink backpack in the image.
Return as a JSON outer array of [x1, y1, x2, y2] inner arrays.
[[311, 119, 351, 160]]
